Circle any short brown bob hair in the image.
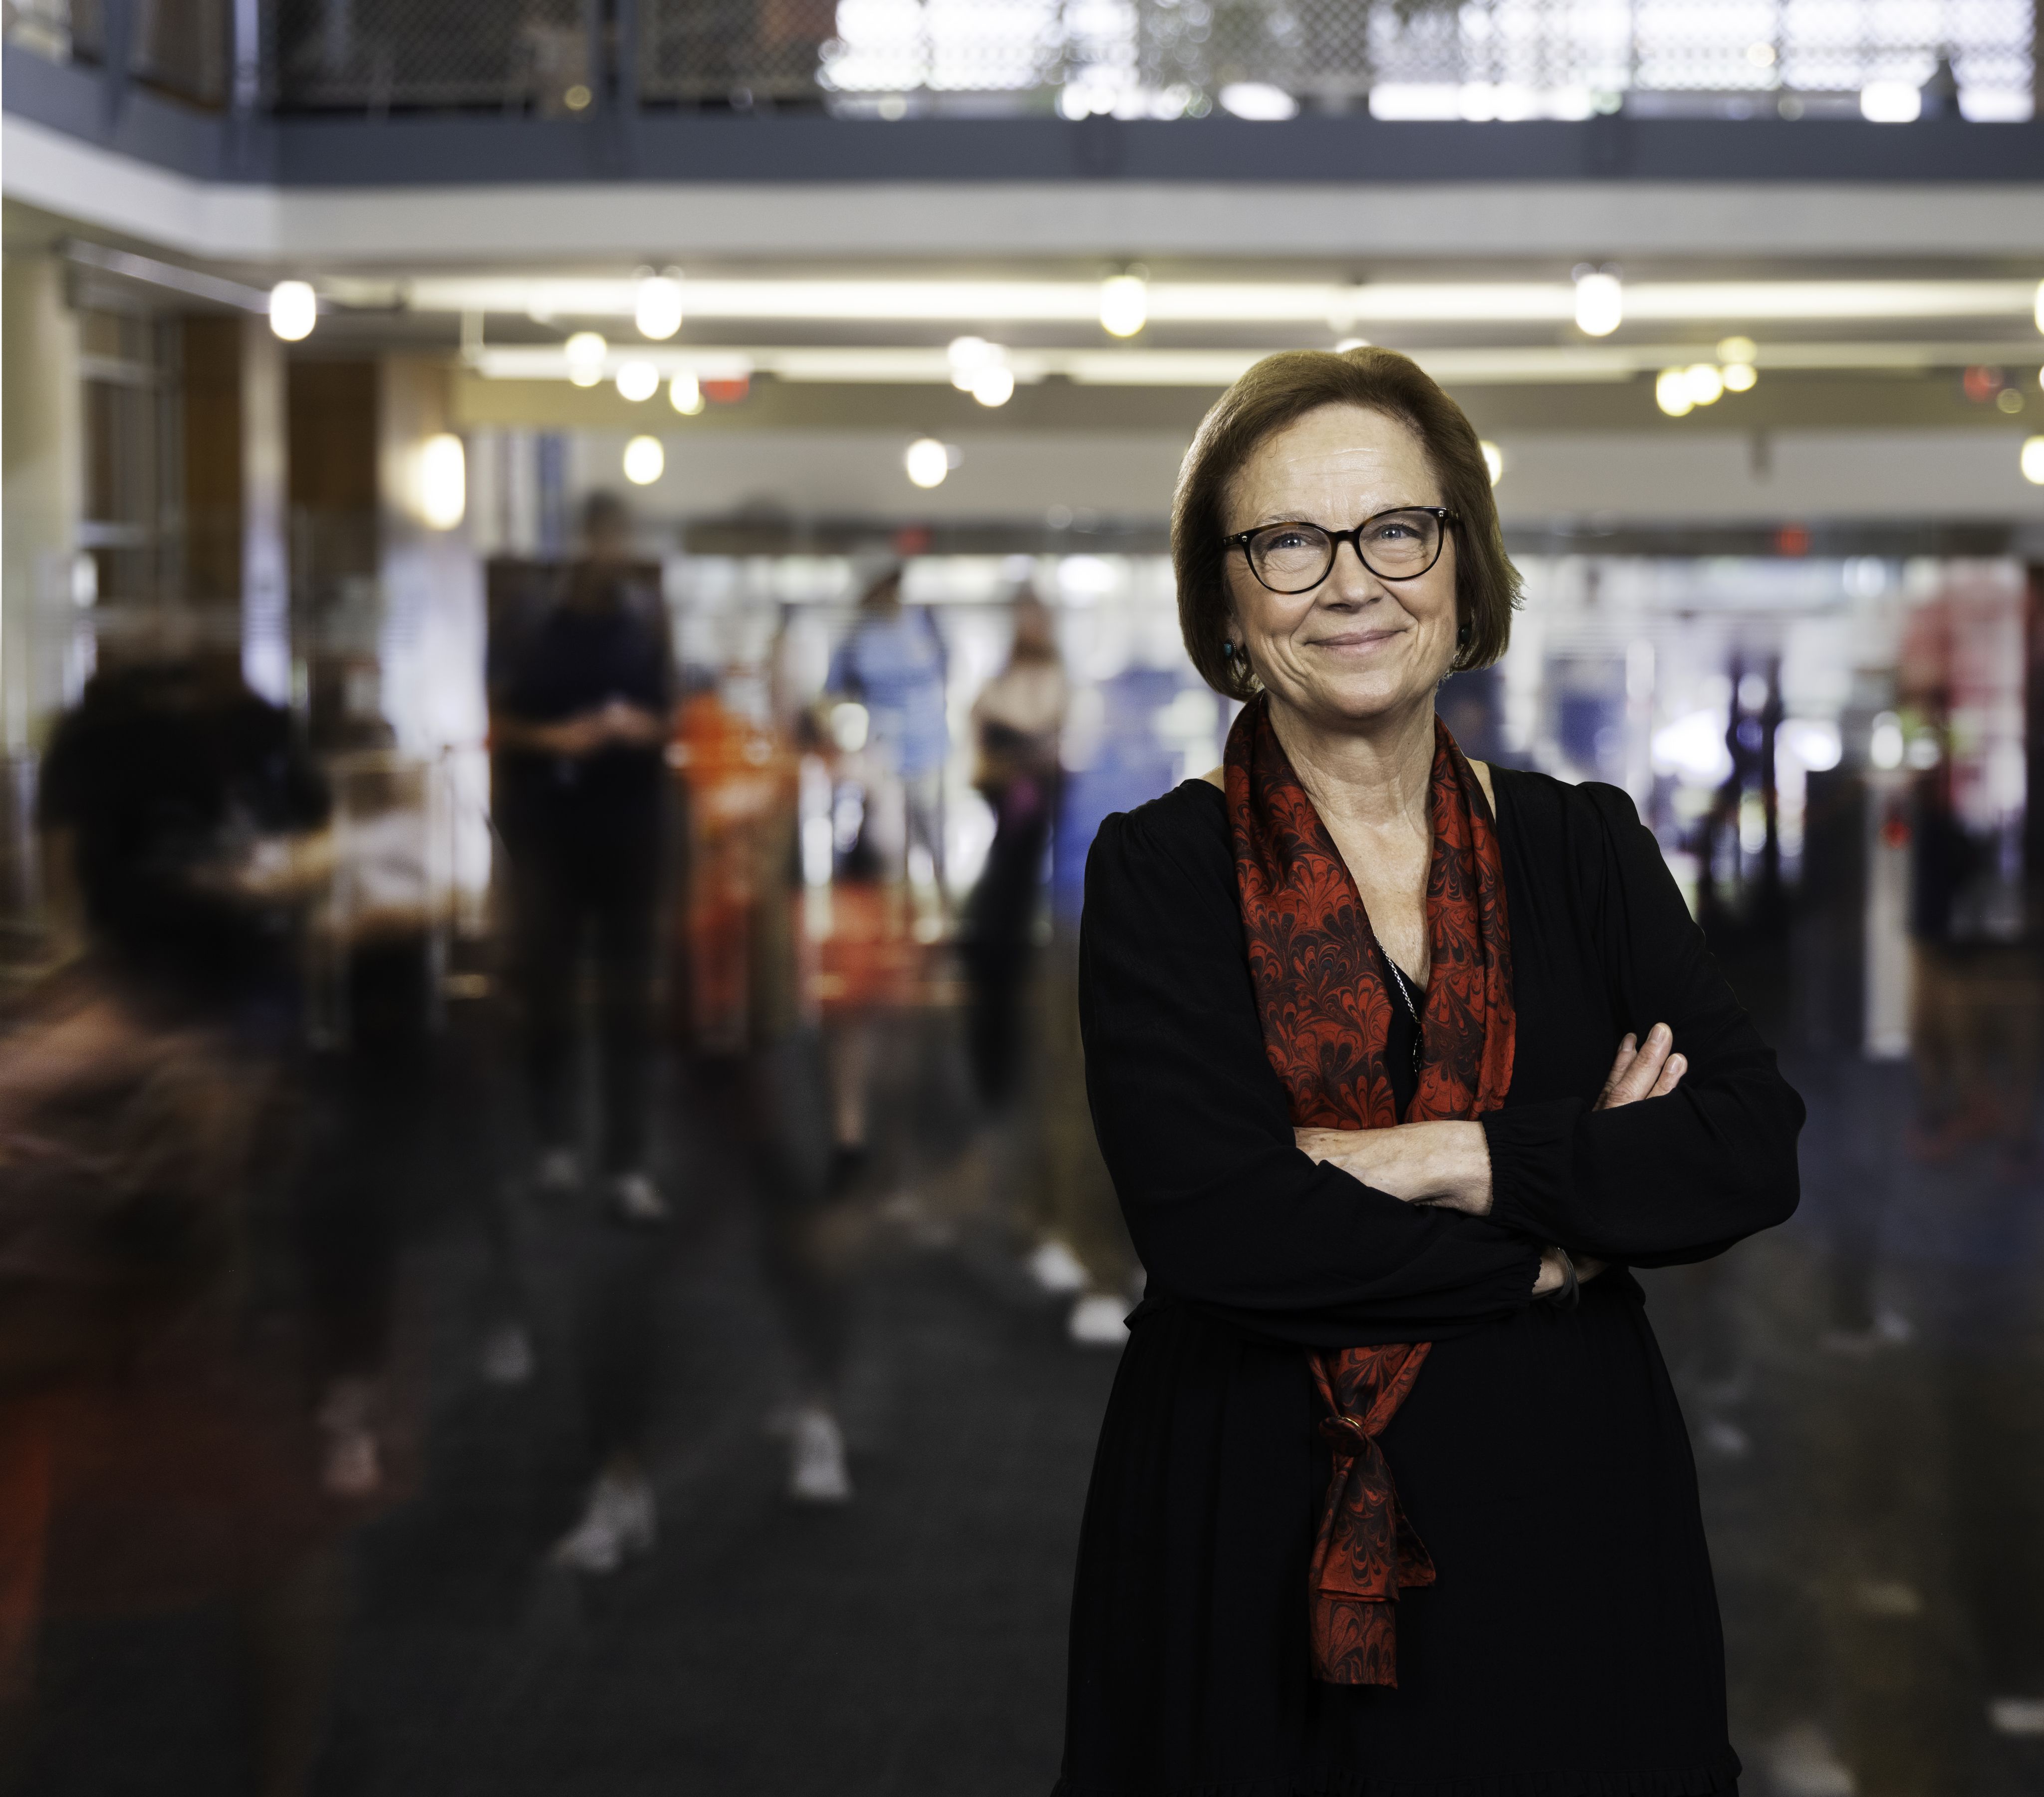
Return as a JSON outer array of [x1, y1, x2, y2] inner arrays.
[[1172, 347, 1519, 702]]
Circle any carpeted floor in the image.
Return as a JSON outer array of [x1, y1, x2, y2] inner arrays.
[[17, 1010, 2044, 1797]]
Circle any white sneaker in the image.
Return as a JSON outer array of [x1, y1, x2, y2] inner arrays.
[[479, 1322, 535, 1387], [1068, 1292, 1131, 1347], [535, 1147, 581, 1196], [609, 1170, 670, 1225], [1765, 1723, 1857, 1797], [788, 1406, 853, 1504], [549, 1470, 657, 1574], [315, 1377, 383, 1498], [1028, 1239, 1090, 1295]]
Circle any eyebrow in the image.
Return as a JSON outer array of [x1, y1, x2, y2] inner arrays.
[[1241, 504, 1434, 529]]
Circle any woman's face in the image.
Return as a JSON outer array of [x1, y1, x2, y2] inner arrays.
[[1222, 403, 1460, 732]]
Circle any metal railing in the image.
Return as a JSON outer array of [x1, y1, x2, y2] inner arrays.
[[9, 0, 231, 108], [5, 0, 2034, 118]]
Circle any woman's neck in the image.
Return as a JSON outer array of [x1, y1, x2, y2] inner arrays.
[[1267, 693, 1436, 838]]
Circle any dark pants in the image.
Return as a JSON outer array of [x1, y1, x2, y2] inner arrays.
[[746, 1034, 851, 1393], [298, 936, 435, 1386], [961, 773, 1054, 1109], [513, 830, 659, 1175]]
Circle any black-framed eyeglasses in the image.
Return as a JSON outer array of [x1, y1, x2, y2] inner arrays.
[[1224, 506, 1458, 594]]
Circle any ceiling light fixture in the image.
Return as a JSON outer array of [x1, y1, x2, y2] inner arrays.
[[565, 331, 607, 387], [1573, 269, 1623, 337], [634, 270, 684, 341], [391, 274, 2043, 328], [622, 435, 665, 484], [1099, 273, 1148, 338], [905, 437, 952, 488], [268, 279, 317, 342], [417, 433, 465, 529]]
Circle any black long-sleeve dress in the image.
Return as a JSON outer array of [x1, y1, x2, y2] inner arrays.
[[1058, 765, 1804, 1797]]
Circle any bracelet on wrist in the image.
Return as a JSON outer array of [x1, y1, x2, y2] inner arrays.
[[1543, 1245, 1580, 1310]]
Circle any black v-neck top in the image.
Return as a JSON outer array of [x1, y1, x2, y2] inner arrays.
[[1057, 767, 1803, 1797], [1381, 957, 1423, 1118]]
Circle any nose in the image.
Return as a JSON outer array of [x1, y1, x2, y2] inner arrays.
[[1321, 533, 1387, 603]]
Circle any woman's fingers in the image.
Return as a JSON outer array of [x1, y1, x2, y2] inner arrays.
[[1598, 1024, 1675, 1109], [1595, 1034, 1639, 1108], [1648, 1052, 1687, 1099]]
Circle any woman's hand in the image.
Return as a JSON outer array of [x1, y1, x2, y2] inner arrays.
[[1548, 1023, 1685, 1288], [1293, 1120, 1493, 1215], [1296, 1025, 1687, 1287], [1596, 1024, 1686, 1110]]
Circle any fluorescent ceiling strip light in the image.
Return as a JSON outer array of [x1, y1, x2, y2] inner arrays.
[[472, 339, 2034, 389], [398, 276, 2041, 326]]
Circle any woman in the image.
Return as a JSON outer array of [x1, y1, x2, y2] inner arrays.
[[963, 590, 1068, 1108], [1060, 349, 1802, 1797]]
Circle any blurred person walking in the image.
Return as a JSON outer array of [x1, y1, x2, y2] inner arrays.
[[674, 661, 857, 1503], [961, 590, 1066, 1109], [1061, 350, 1803, 1796], [825, 566, 949, 894], [957, 594, 1133, 1346], [492, 493, 677, 1573], [492, 492, 676, 1225], [1, 660, 344, 1797], [820, 567, 949, 1186]]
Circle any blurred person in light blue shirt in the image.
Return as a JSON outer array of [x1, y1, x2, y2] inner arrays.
[[825, 566, 949, 887]]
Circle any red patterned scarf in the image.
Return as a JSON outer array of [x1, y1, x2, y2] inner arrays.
[[1224, 693, 1514, 1686]]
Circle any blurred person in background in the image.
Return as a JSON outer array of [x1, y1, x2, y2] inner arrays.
[[962, 589, 1066, 1109], [825, 566, 949, 895], [819, 566, 949, 1188], [1902, 759, 2037, 1170], [1062, 349, 1803, 1796], [1, 660, 342, 1797], [747, 654, 859, 1502], [958, 592, 1134, 1346], [493, 493, 679, 1573], [492, 491, 676, 1226]]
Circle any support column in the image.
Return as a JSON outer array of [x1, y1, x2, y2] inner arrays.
[[0, 250, 83, 753], [377, 358, 490, 911]]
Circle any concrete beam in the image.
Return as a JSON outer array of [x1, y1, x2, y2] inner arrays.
[[548, 422, 2044, 530], [9, 95, 2044, 267]]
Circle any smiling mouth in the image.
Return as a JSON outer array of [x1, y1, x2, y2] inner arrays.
[[1309, 629, 1406, 650]]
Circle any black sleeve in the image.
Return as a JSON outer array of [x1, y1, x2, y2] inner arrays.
[[1079, 794, 1543, 1348], [1481, 783, 1804, 1267]]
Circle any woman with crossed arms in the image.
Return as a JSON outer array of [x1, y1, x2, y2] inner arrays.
[[1059, 347, 1802, 1797]]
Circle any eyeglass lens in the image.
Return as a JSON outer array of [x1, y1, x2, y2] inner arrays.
[[1251, 511, 1443, 592]]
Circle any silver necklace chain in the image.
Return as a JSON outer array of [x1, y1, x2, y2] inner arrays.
[[1384, 954, 1425, 1074]]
